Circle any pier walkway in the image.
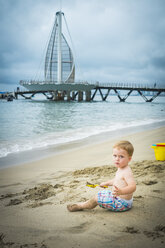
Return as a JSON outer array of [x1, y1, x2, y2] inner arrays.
[[14, 82, 165, 102], [92, 83, 165, 102]]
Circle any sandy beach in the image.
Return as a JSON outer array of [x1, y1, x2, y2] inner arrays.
[[0, 126, 165, 248]]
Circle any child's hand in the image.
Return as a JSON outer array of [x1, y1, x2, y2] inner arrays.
[[112, 185, 122, 197], [100, 182, 107, 188]]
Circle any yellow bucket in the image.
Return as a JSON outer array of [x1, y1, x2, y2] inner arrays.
[[151, 143, 165, 161]]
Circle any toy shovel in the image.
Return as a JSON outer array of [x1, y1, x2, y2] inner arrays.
[[86, 182, 108, 188]]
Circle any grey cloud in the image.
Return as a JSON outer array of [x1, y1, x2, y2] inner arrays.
[[151, 56, 165, 69], [0, 0, 165, 88]]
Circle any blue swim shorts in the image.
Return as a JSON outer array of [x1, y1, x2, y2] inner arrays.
[[97, 190, 133, 212]]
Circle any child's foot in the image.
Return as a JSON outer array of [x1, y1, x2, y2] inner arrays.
[[67, 204, 83, 212]]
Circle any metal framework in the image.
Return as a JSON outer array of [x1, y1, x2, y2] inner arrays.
[[45, 11, 75, 83], [91, 84, 164, 102], [19, 11, 165, 102], [15, 83, 165, 102]]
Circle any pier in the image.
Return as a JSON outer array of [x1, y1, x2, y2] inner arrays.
[[17, 12, 165, 103], [92, 83, 165, 102], [14, 82, 165, 102]]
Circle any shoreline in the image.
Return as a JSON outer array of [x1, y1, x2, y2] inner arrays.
[[0, 126, 165, 247], [0, 126, 164, 180], [0, 120, 165, 169]]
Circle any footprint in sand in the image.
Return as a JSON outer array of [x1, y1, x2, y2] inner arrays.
[[0, 192, 20, 200], [28, 201, 53, 208], [143, 230, 164, 240], [154, 225, 165, 233], [0, 233, 48, 247], [66, 221, 91, 234], [143, 225, 165, 241], [122, 226, 140, 234], [133, 195, 144, 202], [142, 180, 158, 185], [7, 198, 23, 206], [153, 189, 162, 193]]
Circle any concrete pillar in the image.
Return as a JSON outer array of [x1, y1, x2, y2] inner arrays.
[[67, 91, 71, 101], [85, 91, 91, 102], [59, 91, 64, 101], [14, 92, 18, 99], [52, 91, 58, 100], [53, 91, 64, 101], [72, 91, 75, 100], [78, 91, 83, 101]]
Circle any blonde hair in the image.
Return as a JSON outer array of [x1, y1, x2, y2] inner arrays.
[[113, 140, 134, 157]]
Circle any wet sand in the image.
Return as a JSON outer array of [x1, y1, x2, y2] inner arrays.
[[0, 127, 165, 248]]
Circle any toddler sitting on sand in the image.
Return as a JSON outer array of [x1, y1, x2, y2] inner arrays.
[[67, 140, 136, 212]]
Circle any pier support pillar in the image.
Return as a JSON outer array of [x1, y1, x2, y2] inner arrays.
[[78, 91, 83, 101], [67, 91, 71, 101], [71, 91, 75, 100], [85, 91, 91, 101], [53, 91, 65, 101], [52, 91, 58, 101], [14, 92, 18, 99], [59, 91, 64, 101]]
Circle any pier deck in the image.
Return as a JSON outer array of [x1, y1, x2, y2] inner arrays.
[[15, 82, 165, 102]]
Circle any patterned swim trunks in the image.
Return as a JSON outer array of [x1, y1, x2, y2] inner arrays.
[[98, 190, 133, 212]]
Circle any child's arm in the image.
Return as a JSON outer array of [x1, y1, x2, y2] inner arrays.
[[100, 178, 114, 188], [113, 183, 136, 196]]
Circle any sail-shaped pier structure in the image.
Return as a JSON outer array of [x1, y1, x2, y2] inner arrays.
[[45, 11, 75, 84], [20, 11, 95, 101], [18, 11, 165, 102]]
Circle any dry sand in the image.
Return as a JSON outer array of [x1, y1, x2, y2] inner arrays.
[[0, 126, 165, 248]]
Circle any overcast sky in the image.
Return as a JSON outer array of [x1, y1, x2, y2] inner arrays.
[[0, 0, 165, 90]]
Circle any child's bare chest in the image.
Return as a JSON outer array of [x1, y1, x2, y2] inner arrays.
[[113, 171, 127, 188]]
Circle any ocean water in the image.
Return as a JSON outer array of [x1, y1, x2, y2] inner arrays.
[[0, 94, 165, 168]]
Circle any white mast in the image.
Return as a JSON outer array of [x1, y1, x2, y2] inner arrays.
[[44, 11, 74, 83], [57, 11, 62, 83]]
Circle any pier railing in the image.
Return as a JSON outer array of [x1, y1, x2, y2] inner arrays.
[[92, 82, 165, 102], [15, 81, 165, 102], [92, 82, 165, 90]]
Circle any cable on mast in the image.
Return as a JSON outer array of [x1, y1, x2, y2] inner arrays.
[[63, 14, 85, 82]]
